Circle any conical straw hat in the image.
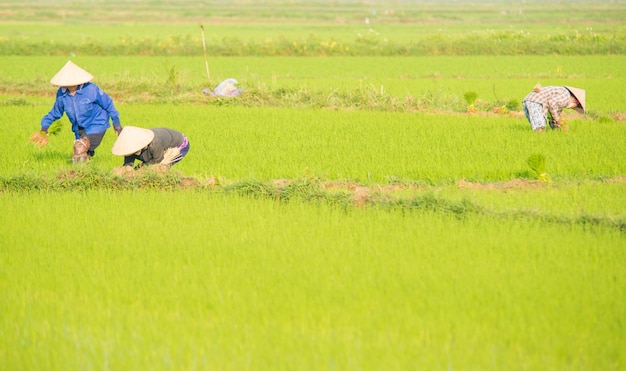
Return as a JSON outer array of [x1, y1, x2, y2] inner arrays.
[[111, 126, 155, 156], [564, 86, 586, 113], [50, 60, 94, 86]]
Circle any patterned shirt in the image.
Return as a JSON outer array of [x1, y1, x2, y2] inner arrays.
[[523, 86, 572, 122]]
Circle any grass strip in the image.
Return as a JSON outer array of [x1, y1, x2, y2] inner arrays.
[[2, 168, 623, 232]]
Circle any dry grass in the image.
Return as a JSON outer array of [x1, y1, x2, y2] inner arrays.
[[161, 147, 182, 165]]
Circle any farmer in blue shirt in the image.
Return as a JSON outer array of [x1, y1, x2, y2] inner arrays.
[[40, 60, 122, 162]]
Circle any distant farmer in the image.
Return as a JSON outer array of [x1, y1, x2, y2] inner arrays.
[[111, 126, 190, 169], [522, 84, 586, 132], [38, 60, 122, 162]]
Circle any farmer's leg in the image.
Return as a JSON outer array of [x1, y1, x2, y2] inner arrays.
[[72, 137, 91, 163], [522, 101, 547, 131], [85, 132, 106, 157], [78, 128, 106, 157]]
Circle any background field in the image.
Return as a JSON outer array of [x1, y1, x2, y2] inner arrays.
[[1, 1, 625, 370], [4, 55, 626, 114], [2, 0, 626, 57]]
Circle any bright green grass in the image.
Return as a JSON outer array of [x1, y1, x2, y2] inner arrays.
[[436, 180, 626, 219], [1, 4, 625, 370], [4, 104, 625, 183], [1, 191, 624, 369]]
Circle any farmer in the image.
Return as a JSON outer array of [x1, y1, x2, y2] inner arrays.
[[40, 60, 122, 162], [111, 126, 190, 169], [522, 85, 586, 132]]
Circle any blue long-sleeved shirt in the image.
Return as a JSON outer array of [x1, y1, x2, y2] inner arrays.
[[41, 82, 121, 140]]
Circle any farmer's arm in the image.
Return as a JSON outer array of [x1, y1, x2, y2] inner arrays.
[[123, 155, 136, 167], [546, 91, 572, 125], [94, 87, 121, 127], [546, 103, 562, 124], [40, 93, 65, 131], [146, 141, 165, 164], [546, 97, 565, 123]]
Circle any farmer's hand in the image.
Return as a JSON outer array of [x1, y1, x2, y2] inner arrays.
[[561, 122, 569, 132], [114, 125, 122, 136]]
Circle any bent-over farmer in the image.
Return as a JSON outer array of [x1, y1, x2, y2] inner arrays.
[[522, 85, 586, 132], [111, 126, 190, 169], [39, 60, 123, 162]]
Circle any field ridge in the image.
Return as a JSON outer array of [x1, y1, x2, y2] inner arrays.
[[2, 168, 623, 232]]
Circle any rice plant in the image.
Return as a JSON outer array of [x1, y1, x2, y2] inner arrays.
[[527, 153, 549, 182]]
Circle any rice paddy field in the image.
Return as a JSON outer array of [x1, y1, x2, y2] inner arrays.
[[1, 1, 625, 370]]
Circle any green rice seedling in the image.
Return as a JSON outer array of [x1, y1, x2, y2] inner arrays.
[[505, 98, 521, 111], [527, 153, 549, 182], [463, 91, 478, 105], [47, 120, 63, 135], [463, 91, 478, 112]]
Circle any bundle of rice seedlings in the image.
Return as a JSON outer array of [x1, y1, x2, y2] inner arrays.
[[463, 91, 478, 113], [29, 131, 49, 148], [29, 122, 64, 148], [47, 121, 63, 135], [463, 91, 478, 105], [161, 147, 182, 165], [527, 153, 549, 182]]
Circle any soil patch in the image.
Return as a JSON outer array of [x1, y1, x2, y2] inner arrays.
[[458, 178, 545, 190]]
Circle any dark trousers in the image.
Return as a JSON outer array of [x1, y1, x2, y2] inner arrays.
[[78, 128, 106, 157]]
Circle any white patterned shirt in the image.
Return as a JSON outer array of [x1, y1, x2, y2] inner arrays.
[[523, 86, 572, 122]]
